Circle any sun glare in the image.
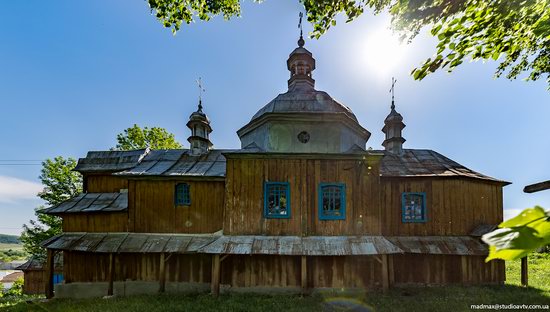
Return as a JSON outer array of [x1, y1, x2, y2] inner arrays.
[[361, 27, 406, 77]]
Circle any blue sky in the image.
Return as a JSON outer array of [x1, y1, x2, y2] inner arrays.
[[0, 1, 549, 235]]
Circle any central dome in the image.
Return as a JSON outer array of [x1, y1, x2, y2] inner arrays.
[[237, 36, 370, 153], [251, 89, 359, 123]]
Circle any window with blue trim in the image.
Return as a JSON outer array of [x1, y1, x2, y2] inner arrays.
[[319, 183, 346, 220], [402, 192, 427, 222], [175, 183, 191, 206], [264, 182, 290, 218]]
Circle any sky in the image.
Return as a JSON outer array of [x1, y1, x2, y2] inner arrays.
[[0, 1, 549, 235]]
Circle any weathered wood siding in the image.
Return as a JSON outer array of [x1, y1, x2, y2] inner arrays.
[[22, 270, 46, 295], [129, 180, 225, 233], [62, 212, 128, 232], [392, 254, 504, 285], [380, 178, 504, 235], [224, 157, 382, 236], [63, 252, 211, 283], [85, 175, 128, 193]]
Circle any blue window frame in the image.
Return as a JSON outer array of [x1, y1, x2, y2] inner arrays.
[[402, 192, 427, 222], [264, 182, 290, 218], [318, 183, 346, 220], [175, 183, 191, 206], [53, 273, 64, 285]]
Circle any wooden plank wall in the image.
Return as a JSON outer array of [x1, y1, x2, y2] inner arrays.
[[380, 178, 504, 235], [86, 175, 128, 193], [22, 270, 46, 295], [224, 157, 382, 236], [392, 254, 505, 285], [64, 252, 211, 283], [62, 213, 128, 232], [221, 255, 301, 287], [130, 180, 225, 233]]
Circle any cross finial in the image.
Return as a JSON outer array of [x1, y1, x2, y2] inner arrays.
[[297, 12, 305, 47], [389, 77, 397, 110], [196, 77, 206, 112]]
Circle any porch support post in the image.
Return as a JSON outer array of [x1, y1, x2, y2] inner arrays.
[[108, 253, 115, 296], [45, 249, 55, 299], [301, 255, 307, 294], [381, 254, 389, 292], [521, 256, 528, 286], [211, 254, 221, 297], [159, 253, 166, 293]]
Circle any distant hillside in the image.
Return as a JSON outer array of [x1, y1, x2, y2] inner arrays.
[[0, 234, 20, 245]]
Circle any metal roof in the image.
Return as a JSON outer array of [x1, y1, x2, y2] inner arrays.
[[15, 256, 63, 271], [42, 233, 488, 256], [41, 192, 128, 215], [71, 147, 506, 184], [386, 236, 489, 256], [378, 149, 510, 184], [74, 149, 149, 173], [114, 149, 228, 177], [41, 233, 220, 254], [469, 224, 498, 237], [201, 235, 402, 256]]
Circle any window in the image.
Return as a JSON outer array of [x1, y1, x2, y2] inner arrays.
[[264, 182, 290, 218], [318, 183, 346, 220], [175, 183, 191, 205], [402, 192, 427, 222]]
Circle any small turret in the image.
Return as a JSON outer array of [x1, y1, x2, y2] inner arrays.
[[382, 77, 406, 155], [187, 80, 213, 156], [287, 13, 316, 91]]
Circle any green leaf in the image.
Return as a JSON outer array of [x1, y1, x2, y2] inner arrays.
[[500, 206, 548, 228]]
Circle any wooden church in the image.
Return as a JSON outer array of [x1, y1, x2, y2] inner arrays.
[[41, 34, 509, 298]]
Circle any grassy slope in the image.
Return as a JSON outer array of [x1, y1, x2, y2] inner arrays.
[[2, 254, 549, 312], [0, 244, 23, 252]]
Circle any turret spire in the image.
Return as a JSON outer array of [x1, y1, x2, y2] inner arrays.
[[287, 13, 315, 91], [382, 77, 406, 155], [187, 77, 213, 156]]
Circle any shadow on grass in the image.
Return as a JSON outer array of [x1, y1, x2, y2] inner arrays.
[[3, 285, 549, 312], [319, 284, 549, 312]]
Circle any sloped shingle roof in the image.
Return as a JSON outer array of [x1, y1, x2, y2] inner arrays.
[[41, 192, 127, 215]]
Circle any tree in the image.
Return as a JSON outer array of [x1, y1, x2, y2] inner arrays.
[[114, 124, 183, 150], [482, 206, 550, 260], [20, 157, 82, 260], [147, 0, 550, 87]]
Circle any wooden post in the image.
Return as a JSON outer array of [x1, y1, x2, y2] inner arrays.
[[159, 253, 166, 293], [301, 256, 307, 294], [521, 256, 528, 286], [381, 254, 389, 292], [108, 253, 115, 296], [45, 249, 55, 299], [211, 254, 220, 297]]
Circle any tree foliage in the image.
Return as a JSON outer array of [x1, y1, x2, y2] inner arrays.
[[20, 157, 82, 260], [482, 206, 550, 261], [148, 0, 550, 87], [115, 124, 183, 150]]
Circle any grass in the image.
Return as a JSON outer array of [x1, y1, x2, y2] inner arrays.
[[0, 244, 23, 252], [2, 254, 549, 312]]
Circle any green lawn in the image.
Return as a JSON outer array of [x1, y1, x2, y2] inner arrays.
[[2, 254, 549, 312], [0, 244, 23, 252]]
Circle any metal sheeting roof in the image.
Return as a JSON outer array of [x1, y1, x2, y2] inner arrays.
[[15, 256, 63, 271], [41, 192, 128, 215], [469, 224, 498, 237], [114, 149, 228, 177], [386, 236, 489, 256], [42, 233, 220, 254], [250, 89, 358, 123], [42, 233, 488, 256], [379, 149, 509, 184], [201, 235, 402, 255], [74, 149, 149, 173]]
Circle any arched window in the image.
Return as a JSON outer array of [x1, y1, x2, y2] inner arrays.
[[318, 183, 346, 220]]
